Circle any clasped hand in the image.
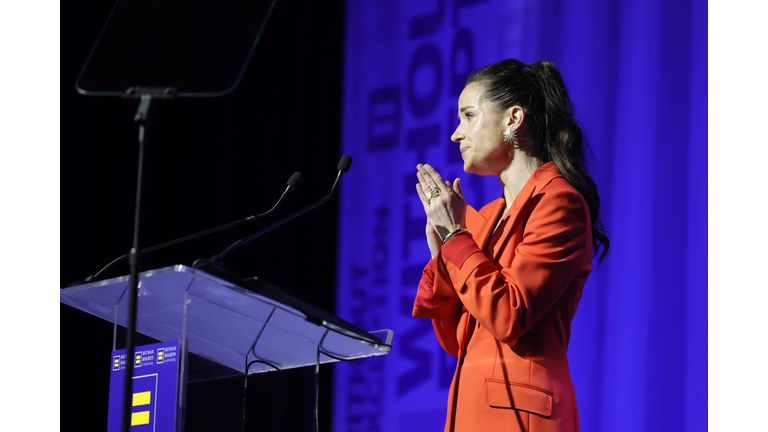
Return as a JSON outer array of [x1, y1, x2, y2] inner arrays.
[[415, 164, 467, 258]]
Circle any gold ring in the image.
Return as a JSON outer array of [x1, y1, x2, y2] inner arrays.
[[425, 186, 439, 205]]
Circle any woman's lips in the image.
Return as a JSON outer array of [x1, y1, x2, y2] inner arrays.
[[460, 146, 469, 155]]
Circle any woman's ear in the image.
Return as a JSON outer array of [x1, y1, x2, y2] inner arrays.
[[505, 106, 525, 129]]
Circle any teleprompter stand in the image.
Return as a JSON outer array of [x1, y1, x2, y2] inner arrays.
[[73, 0, 281, 428]]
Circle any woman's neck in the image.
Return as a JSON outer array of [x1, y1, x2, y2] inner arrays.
[[498, 153, 542, 212]]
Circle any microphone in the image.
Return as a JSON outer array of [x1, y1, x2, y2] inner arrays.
[[338, 154, 352, 174], [286, 171, 304, 189], [65, 171, 304, 287], [198, 155, 352, 268]]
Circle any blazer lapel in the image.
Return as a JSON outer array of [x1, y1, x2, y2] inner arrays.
[[474, 198, 505, 252]]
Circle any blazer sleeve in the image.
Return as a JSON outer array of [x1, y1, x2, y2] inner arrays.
[[413, 255, 463, 356], [440, 187, 589, 344]]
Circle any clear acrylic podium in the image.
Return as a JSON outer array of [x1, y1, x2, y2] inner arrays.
[[60, 265, 392, 381]]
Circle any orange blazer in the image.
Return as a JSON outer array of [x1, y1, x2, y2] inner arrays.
[[413, 162, 593, 432]]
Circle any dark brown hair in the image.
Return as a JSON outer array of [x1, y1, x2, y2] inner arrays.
[[467, 59, 609, 263]]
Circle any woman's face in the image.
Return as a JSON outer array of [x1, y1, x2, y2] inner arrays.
[[451, 82, 511, 175]]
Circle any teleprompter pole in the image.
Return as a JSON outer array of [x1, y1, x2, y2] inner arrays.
[[120, 87, 176, 432]]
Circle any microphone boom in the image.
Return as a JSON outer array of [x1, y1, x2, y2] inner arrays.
[[204, 155, 352, 266], [72, 171, 303, 285]]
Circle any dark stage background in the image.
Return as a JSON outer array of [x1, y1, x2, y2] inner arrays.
[[61, 0, 346, 430]]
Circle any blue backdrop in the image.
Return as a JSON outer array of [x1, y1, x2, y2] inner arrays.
[[334, 1, 706, 431]]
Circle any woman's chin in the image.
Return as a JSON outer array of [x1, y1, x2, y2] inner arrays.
[[463, 158, 474, 173]]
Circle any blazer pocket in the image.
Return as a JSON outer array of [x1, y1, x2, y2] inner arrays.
[[485, 379, 553, 417]]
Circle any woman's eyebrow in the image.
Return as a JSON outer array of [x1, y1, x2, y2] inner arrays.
[[458, 105, 475, 119]]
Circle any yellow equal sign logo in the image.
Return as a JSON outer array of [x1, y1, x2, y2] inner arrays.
[[131, 411, 150, 426], [157, 349, 164, 364], [131, 391, 152, 426], [134, 352, 142, 368], [113, 356, 120, 371]]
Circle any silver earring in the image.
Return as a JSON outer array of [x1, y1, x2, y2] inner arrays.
[[503, 128, 517, 143]]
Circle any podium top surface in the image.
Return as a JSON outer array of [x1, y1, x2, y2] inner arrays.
[[61, 265, 391, 376]]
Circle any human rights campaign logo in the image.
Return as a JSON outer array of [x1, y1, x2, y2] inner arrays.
[[108, 340, 179, 432], [129, 374, 158, 431]]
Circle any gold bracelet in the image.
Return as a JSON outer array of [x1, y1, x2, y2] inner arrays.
[[442, 228, 466, 245]]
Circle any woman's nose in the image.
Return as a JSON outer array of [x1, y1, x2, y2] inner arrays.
[[451, 125, 463, 143]]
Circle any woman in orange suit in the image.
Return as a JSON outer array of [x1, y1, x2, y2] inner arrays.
[[414, 59, 609, 432]]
